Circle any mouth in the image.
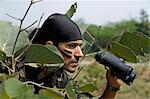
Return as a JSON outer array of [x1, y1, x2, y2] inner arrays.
[[70, 62, 78, 67], [64, 61, 79, 73]]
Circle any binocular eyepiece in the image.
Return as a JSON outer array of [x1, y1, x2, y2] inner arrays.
[[95, 51, 136, 85]]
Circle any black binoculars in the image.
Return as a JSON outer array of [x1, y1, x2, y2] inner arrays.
[[95, 51, 136, 85]]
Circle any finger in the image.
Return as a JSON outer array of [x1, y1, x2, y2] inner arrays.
[[104, 66, 109, 70], [106, 68, 111, 77]]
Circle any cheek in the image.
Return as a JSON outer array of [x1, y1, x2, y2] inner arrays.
[[61, 49, 73, 58]]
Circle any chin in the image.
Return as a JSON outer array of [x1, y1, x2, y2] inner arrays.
[[65, 68, 76, 73], [64, 64, 77, 73], [69, 70, 76, 73]]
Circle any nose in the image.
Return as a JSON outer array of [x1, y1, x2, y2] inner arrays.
[[75, 46, 83, 57]]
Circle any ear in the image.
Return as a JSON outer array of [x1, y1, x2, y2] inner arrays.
[[46, 40, 53, 45]]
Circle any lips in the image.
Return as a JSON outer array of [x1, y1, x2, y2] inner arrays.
[[72, 62, 78, 65], [69, 62, 78, 67]]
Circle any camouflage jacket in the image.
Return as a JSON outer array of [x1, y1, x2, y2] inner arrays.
[[21, 65, 69, 94]]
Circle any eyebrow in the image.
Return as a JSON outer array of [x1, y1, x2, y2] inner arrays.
[[67, 43, 82, 47], [67, 41, 82, 45]]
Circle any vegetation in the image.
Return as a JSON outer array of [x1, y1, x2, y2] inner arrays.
[[0, 0, 149, 99]]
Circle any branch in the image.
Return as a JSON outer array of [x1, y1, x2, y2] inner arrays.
[[72, 66, 83, 80], [85, 52, 98, 57], [84, 29, 95, 41], [97, 26, 101, 38], [31, 0, 43, 4], [15, 13, 44, 61], [83, 25, 101, 56], [20, 20, 38, 32], [11, 3, 32, 73], [23, 81, 64, 92], [23, 81, 44, 86], [11, 1, 42, 72], [83, 38, 93, 46], [5, 13, 21, 21], [23, 81, 54, 90], [80, 37, 95, 61], [0, 61, 14, 72], [29, 13, 44, 43], [12, 3, 32, 55]]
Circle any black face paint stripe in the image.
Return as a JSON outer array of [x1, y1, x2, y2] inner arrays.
[[62, 49, 72, 58], [64, 49, 72, 54]]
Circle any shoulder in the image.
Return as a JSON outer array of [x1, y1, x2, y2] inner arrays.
[[42, 67, 69, 88]]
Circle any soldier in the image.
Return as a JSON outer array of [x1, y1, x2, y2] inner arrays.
[[26, 13, 123, 98]]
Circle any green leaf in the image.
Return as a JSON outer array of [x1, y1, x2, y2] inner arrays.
[[0, 20, 29, 57], [14, 85, 49, 99], [0, 80, 10, 99], [83, 31, 95, 46], [65, 81, 77, 99], [86, 24, 100, 38], [45, 44, 63, 60], [0, 73, 14, 82], [0, 50, 6, 61], [111, 28, 129, 42], [109, 41, 137, 63], [4, 78, 29, 98], [79, 84, 99, 93], [39, 89, 64, 99], [0, 73, 5, 81], [81, 40, 94, 55], [119, 32, 150, 55], [82, 27, 95, 54], [16, 44, 63, 64], [66, 2, 77, 18]]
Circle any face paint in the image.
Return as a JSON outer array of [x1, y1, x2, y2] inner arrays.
[[62, 49, 72, 58], [57, 40, 83, 73]]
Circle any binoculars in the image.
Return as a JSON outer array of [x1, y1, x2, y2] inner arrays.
[[95, 51, 136, 85]]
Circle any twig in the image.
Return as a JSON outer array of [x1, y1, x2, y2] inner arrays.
[[81, 25, 95, 41], [106, 27, 128, 51], [23, 81, 44, 86], [11, 1, 43, 72], [0, 61, 14, 72], [97, 26, 101, 37], [72, 66, 83, 80], [79, 34, 95, 62], [20, 20, 38, 32], [15, 13, 44, 61], [83, 38, 93, 46], [23, 81, 64, 92], [85, 52, 98, 57], [5, 13, 21, 21], [12, 3, 32, 55], [31, 0, 43, 4], [29, 13, 44, 43], [84, 25, 101, 56], [84, 29, 95, 41]]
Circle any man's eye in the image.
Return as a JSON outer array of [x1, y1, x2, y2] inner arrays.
[[79, 44, 83, 47], [68, 44, 76, 49]]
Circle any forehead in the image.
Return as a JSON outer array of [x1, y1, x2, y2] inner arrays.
[[59, 40, 83, 45]]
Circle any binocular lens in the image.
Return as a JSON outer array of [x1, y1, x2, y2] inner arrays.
[[125, 72, 136, 85]]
